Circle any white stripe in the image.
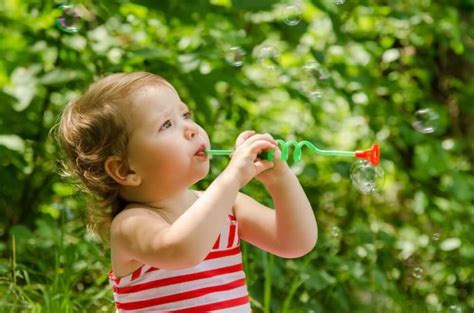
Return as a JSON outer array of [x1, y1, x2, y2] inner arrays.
[[220, 225, 231, 249], [116, 270, 246, 303], [118, 285, 249, 312], [217, 302, 252, 312]]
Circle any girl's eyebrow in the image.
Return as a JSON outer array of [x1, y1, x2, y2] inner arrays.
[[154, 103, 189, 123]]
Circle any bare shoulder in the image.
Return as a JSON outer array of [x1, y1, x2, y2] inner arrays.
[[110, 205, 169, 240], [110, 205, 171, 277]]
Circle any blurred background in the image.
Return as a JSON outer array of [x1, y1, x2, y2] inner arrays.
[[0, 0, 473, 312]]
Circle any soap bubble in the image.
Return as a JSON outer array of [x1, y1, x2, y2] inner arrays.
[[432, 233, 440, 241], [331, 226, 341, 238], [303, 62, 331, 81], [55, 4, 82, 34], [300, 62, 330, 99], [412, 267, 424, 279], [281, 4, 302, 26], [411, 108, 439, 134], [253, 44, 279, 70], [336, 0, 345, 5], [225, 46, 246, 67], [350, 160, 385, 194]]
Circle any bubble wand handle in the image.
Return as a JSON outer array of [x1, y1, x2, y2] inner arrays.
[[205, 139, 380, 166]]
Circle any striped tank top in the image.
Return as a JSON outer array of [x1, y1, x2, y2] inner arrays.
[[108, 214, 251, 312]]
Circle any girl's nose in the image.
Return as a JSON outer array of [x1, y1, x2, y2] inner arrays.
[[184, 123, 198, 139]]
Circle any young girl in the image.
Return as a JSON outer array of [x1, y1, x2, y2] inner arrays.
[[58, 72, 317, 312]]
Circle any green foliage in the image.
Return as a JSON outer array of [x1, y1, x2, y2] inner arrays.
[[1, 0, 473, 312]]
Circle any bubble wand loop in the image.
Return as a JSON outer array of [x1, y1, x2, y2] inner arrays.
[[205, 139, 380, 166]]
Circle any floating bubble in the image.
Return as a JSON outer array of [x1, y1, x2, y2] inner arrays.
[[412, 267, 424, 279], [281, 5, 302, 26], [300, 62, 331, 99], [350, 159, 385, 194], [432, 233, 440, 241], [331, 226, 341, 238], [411, 108, 439, 134], [336, 0, 345, 5], [309, 90, 323, 99], [55, 4, 82, 34], [303, 62, 331, 81], [225, 46, 246, 67], [253, 44, 279, 70]]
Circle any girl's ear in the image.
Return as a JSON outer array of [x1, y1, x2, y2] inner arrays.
[[104, 156, 141, 186]]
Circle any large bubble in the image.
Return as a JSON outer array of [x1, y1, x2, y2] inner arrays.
[[55, 4, 83, 34], [350, 159, 385, 194], [300, 62, 331, 99], [281, 5, 302, 26], [253, 44, 279, 70]]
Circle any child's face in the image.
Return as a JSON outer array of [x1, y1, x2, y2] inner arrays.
[[125, 84, 210, 195]]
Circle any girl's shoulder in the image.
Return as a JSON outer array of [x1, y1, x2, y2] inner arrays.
[[110, 204, 168, 237]]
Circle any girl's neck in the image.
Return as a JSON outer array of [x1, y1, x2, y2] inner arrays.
[[128, 188, 199, 224]]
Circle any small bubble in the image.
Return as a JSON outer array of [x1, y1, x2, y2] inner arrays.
[[350, 160, 385, 194], [412, 267, 424, 279], [432, 233, 440, 241], [303, 62, 331, 80], [308, 90, 323, 99], [225, 46, 246, 67], [282, 5, 302, 26], [411, 108, 439, 134], [336, 0, 345, 5], [55, 4, 82, 34], [253, 44, 279, 70], [331, 226, 341, 238]]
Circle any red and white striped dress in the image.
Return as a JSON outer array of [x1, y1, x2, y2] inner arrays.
[[108, 214, 251, 312]]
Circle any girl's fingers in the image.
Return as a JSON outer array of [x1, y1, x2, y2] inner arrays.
[[254, 160, 274, 175], [235, 130, 256, 147], [242, 133, 277, 148], [248, 140, 277, 156]]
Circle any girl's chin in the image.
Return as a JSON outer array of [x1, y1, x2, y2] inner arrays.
[[193, 166, 210, 183]]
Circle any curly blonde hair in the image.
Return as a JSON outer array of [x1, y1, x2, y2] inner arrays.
[[57, 72, 169, 244]]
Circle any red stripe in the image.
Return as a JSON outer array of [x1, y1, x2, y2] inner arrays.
[[172, 295, 249, 312], [228, 214, 236, 221], [130, 266, 142, 281], [109, 271, 121, 285], [114, 263, 243, 294], [146, 266, 159, 273], [212, 234, 221, 249], [115, 278, 247, 310], [227, 223, 236, 248], [205, 245, 240, 260]]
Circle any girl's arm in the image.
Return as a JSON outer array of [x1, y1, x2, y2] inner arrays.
[[234, 167, 318, 258]]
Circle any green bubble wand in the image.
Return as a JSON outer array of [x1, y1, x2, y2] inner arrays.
[[205, 139, 380, 166]]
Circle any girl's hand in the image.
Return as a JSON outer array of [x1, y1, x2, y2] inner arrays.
[[222, 130, 277, 188], [234, 131, 291, 187]]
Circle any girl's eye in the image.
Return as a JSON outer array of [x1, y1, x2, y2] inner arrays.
[[159, 120, 172, 131], [159, 112, 191, 131]]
